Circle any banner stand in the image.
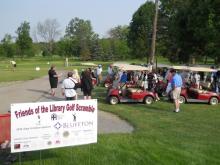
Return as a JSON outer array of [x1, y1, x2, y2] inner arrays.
[[71, 147, 73, 163], [39, 150, 42, 165], [19, 152, 22, 165], [89, 144, 91, 165]]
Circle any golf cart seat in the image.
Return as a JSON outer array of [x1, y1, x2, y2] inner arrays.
[[127, 88, 143, 93], [189, 88, 208, 94], [200, 82, 211, 89]]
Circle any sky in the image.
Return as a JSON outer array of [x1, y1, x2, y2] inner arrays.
[[0, 0, 147, 40]]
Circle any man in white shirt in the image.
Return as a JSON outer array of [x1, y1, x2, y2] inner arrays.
[[194, 72, 200, 89], [62, 72, 77, 100], [107, 64, 114, 77]]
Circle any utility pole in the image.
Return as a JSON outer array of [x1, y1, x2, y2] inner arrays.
[[149, 0, 159, 66]]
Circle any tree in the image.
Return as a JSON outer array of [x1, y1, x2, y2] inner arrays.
[[108, 25, 129, 41], [128, 2, 155, 59], [159, 0, 220, 64], [1, 34, 15, 57], [36, 19, 61, 54], [65, 17, 98, 60], [16, 21, 33, 57], [107, 25, 130, 60], [55, 38, 74, 57]]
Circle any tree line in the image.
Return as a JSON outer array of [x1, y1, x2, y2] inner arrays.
[[0, 0, 219, 64]]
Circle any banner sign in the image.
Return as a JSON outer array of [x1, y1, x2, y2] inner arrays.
[[11, 99, 97, 153]]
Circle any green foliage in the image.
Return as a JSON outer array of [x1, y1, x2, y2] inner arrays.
[[159, 0, 220, 64], [65, 17, 98, 60], [55, 38, 74, 57], [0, 34, 16, 58], [111, 39, 130, 60], [108, 25, 129, 41], [128, 1, 155, 59], [15, 21, 33, 57]]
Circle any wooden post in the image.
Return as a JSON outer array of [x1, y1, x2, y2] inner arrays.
[[149, 0, 159, 66]]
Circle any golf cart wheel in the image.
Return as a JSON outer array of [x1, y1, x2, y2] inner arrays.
[[161, 91, 167, 97], [104, 83, 109, 88], [109, 96, 119, 105], [179, 96, 186, 104], [209, 97, 218, 105], [144, 96, 153, 105]]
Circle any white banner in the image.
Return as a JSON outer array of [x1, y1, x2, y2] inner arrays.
[[11, 99, 97, 153]]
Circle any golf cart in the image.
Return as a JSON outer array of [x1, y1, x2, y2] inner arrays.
[[107, 64, 156, 105], [178, 66, 219, 105]]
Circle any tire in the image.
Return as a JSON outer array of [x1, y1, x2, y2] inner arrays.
[[144, 96, 153, 105], [104, 83, 109, 88], [209, 97, 218, 105], [109, 96, 119, 105], [161, 91, 167, 97], [179, 96, 186, 104]]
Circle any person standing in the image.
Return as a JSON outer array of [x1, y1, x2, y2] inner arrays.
[[107, 64, 114, 79], [193, 72, 200, 89], [10, 60, 16, 72], [81, 69, 93, 100], [72, 69, 81, 99], [72, 69, 80, 83], [48, 65, 58, 96], [216, 70, 220, 93], [96, 64, 103, 86], [170, 69, 183, 113], [61, 72, 77, 100]]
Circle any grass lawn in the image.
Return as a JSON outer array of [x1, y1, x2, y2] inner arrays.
[[0, 58, 219, 165], [0, 57, 111, 82]]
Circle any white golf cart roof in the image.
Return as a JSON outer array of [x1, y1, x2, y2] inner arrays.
[[81, 63, 98, 67], [168, 65, 216, 72], [188, 66, 216, 72], [171, 65, 188, 70], [113, 63, 150, 71]]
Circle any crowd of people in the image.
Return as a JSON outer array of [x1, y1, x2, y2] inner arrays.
[[48, 63, 220, 112], [48, 65, 95, 100]]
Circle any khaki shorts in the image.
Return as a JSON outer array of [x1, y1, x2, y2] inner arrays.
[[172, 87, 181, 100]]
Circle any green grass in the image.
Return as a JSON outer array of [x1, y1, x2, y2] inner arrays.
[[0, 58, 111, 82], [0, 57, 220, 165]]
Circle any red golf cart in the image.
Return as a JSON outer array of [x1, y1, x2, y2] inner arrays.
[[178, 66, 219, 105], [179, 86, 220, 105], [107, 84, 156, 105], [106, 64, 156, 105]]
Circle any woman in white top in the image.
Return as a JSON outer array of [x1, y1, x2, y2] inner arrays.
[[62, 72, 77, 100]]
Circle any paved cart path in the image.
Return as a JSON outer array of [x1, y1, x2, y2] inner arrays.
[[0, 72, 133, 134]]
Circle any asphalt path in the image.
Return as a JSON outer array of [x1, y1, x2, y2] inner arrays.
[[0, 71, 133, 134]]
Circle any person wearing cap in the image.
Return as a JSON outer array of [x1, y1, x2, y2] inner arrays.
[[170, 69, 183, 112], [61, 72, 77, 100]]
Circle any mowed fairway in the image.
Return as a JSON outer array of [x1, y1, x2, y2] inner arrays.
[[0, 58, 220, 165]]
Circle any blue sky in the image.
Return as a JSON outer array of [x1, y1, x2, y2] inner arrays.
[[0, 0, 147, 40]]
